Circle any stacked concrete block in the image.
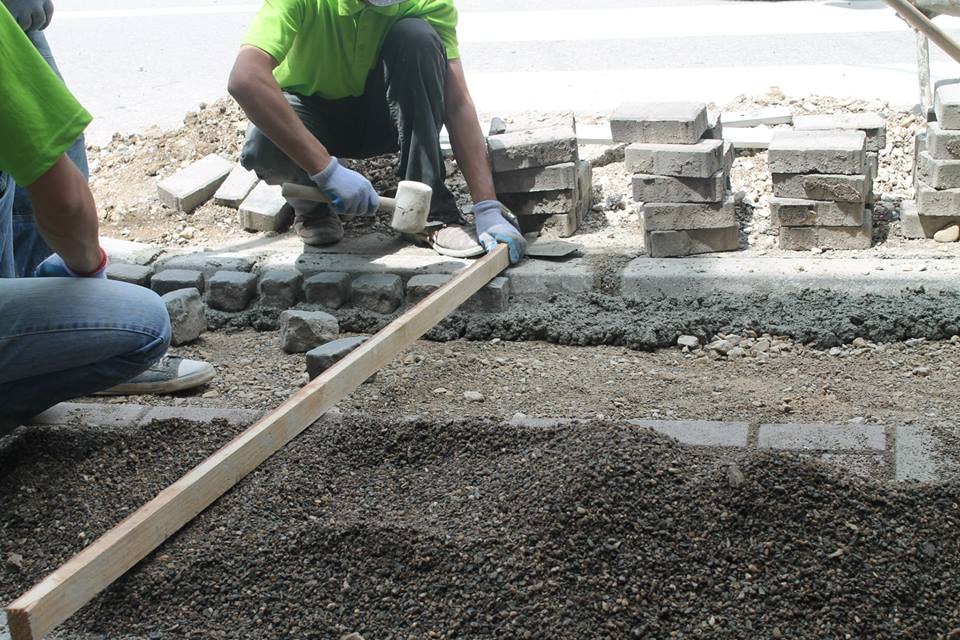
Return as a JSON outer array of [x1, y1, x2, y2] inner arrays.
[[487, 117, 591, 238], [909, 85, 960, 239], [616, 101, 739, 257], [769, 129, 872, 251]]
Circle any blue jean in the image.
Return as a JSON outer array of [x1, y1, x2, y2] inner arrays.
[[0, 155, 170, 424], [12, 31, 89, 278]]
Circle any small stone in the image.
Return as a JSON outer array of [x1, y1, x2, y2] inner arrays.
[[913, 367, 931, 377], [306, 336, 368, 379], [934, 224, 960, 243], [727, 463, 746, 488], [829, 347, 843, 356], [464, 391, 484, 403], [7, 551, 24, 569], [727, 346, 745, 359], [677, 335, 700, 349], [433, 387, 449, 395]]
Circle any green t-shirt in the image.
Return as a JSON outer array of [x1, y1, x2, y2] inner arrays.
[[242, 0, 459, 99], [0, 5, 91, 187]]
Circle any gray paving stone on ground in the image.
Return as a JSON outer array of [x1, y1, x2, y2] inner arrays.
[[645, 225, 740, 258], [772, 172, 870, 203], [30, 402, 150, 428], [610, 101, 708, 144], [935, 82, 960, 130], [306, 336, 369, 380], [641, 196, 737, 232], [151, 269, 204, 295], [100, 236, 163, 266], [239, 181, 294, 232], [304, 272, 352, 308], [926, 121, 960, 160], [406, 274, 451, 304], [818, 453, 888, 478], [793, 112, 886, 152], [463, 276, 511, 313], [214, 164, 259, 207], [627, 419, 749, 448], [157, 154, 234, 213], [625, 139, 725, 178], [916, 150, 960, 190], [779, 215, 872, 251], [162, 288, 206, 345], [494, 162, 578, 193], [156, 252, 255, 281], [500, 188, 576, 216], [487, 125, 578, 172], [207, 270, 259, 312], [895, 426, 940, 482], [139, 405, 263, 427], [352, 273, 404, 314], [259, 270, 303, 308], [758, 422, 886, 451], [769, 197, 866, 228], [768, 130, 867, 175], [279, 310, 339, 353], [107, 262, 153, 287], [633, 172, 726, 204]]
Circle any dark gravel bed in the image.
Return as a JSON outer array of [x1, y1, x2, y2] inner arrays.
[[4, 416, 957, 639]]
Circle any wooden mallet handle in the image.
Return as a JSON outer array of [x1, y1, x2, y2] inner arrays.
[[280, 183, 397, 211]]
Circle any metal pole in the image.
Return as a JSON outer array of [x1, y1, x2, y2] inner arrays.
[[884, 0, 960, 65]]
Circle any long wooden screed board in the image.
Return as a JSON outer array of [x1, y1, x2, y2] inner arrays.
[[6, 245, 509, 640]]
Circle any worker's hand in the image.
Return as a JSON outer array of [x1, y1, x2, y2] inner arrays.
[[34, 248, 108, 279], [473, 200, 526, 264], [3, 0, 54, 31], [310, 157, 379, 216]]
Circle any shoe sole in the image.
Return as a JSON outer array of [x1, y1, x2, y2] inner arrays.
[[92, 364, 216, 397], [402, 232, 485, 259]]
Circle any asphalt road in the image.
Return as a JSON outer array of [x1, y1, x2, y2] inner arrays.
[[37, 0, 960, 143]]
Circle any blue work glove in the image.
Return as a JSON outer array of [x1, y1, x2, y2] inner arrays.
[[310, 157, 379, 216], [3, 0, 54, 31], [473, 200, 527, 264], [34, 249, 108, 279]]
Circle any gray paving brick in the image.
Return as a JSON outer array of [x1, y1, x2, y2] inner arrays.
[[895, 426, 940, 482], [926, 121, 960, 160], [279, 310, 339, 353], [139, 406, 263, 427], [818, 453, 887, 478], [304, 272, 352, 309], [625, 139, 725, 178], [157, 154, 234, 213], [155, 252, 255, 281], [645, 225, 740, 258], [239, 181, 293, 232], [915, 181, 960, 217], [494, 162, 578, 193], [352, 274, 404, 314], [30, 402, 149, 428], [207, 270, 259, 312], [611, 101, 708, 144], [213, 164, 259, 208], [306, 336, 369, 380], [259, 270, 303, 308], [779, 214, 872, 251], [916, 150, 960, 190], [463, 276, 511, 313], [151, 269, 204, 296], [899, 199, 960, 239], [107, 262, 153, 287], [772, 173, 870, 203], [162, 288, 206, 345], [768, 130, 866, 175], [406, 274, 451, 304], [769, 197, 866, 228], [487, 125, 578, 172], [641, 195, 737, 231], [633, 172, 726, 204], [793, 112, 886, 152], [628, 419, 749, 447], [500, 188, 576, 216], [758, 422, 886, 451], [935, 82, 960, 130]]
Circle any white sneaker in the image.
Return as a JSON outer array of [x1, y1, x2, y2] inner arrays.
[[94, 356, 215, 396]]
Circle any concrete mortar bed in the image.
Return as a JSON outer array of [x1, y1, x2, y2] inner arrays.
[[1, 408, 958, 638]]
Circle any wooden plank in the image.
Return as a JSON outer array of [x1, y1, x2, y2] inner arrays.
[[5, 245, 510, 640], [884, 0, 960, 64]]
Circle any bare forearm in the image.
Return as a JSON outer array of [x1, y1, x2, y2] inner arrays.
[[228, 47, 331, 176], [26, 155, 102, 273], [447, 100, 496, 203]]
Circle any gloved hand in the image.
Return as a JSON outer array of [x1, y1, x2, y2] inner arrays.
[[3, 0, 54, 31], [310, 157, 379, 216], [473, 200, 527, 264], [34, 248, 108, 279]]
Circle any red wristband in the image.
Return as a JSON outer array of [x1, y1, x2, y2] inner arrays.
[[76, 247, 108, 277]]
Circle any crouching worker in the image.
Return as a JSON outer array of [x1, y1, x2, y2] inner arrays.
[[0, 4, 210, 434]]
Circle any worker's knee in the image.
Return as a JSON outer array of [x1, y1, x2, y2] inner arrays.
[[240, 125, 300, 186], [382, 18, 445, 63], [120, 284, 172, 369]]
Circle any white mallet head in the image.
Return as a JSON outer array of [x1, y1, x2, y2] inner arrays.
[[390, 181, 433, 234]]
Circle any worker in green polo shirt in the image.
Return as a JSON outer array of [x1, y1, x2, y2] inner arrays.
[[229, 0, 526, 264]]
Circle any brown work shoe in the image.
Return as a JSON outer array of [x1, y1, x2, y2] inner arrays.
[[294, 208, 344, 246], [406, 224, 484, 258]]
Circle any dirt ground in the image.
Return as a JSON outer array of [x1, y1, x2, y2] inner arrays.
[[2, 415, 959, 639]]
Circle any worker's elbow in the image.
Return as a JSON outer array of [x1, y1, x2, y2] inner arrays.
[[227, 70, 249, 102]]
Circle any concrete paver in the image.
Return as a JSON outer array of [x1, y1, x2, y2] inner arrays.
[[895, 426, 940, 482], [759, 422, 886, 452], [628, 419, 749, 448]]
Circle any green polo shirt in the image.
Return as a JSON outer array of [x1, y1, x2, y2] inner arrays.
[[242, 0, 459, 99], [0, 5, 91, 186]]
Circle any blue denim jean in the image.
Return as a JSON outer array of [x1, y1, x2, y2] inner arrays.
[[12, 31, 89, 278], [0, 140, 170, 424]]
